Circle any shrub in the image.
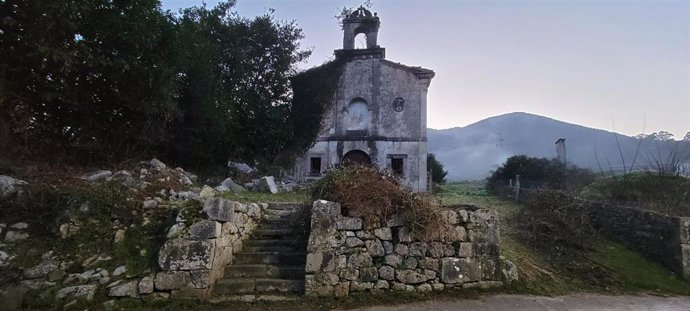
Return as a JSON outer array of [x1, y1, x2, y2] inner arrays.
[[427, 153, 448, 184], [487, 155, 595, 193], [580, 172, 690, 216], [311, 165, 444, 241], [516, 189, 596, 252]]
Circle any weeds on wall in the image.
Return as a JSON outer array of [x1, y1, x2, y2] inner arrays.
[[311, 165, 445, 241], [0, 177, 180, 284]]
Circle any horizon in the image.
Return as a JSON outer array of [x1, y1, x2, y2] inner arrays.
[[427, 111, 688, 140], [161, 0, 689, 138]]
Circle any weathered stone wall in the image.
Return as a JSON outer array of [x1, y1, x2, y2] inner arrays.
[[587, 203, 690, 277], [154, 198, 264, 299], [0, 161, 278, 307], [1, 198, 265, 306], [294, 56, 433, 192], [304, 200, 506, 297]]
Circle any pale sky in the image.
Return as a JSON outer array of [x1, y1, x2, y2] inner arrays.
[[161, 0, 690, 138]]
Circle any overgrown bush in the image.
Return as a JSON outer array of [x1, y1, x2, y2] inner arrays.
[[516, 189, 596, 252], [487, 155, 595, 194], [311, 165, 444, 241], [580, 172, 690, 216], [514, 189, 616, 284]]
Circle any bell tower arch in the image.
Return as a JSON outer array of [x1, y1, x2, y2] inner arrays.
[[342, 6, 380, 50]]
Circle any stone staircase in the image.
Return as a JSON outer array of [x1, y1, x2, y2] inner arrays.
[[212, 203, 307, 301]]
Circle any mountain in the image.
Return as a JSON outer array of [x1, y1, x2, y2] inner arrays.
[[428, 112, 690, 181]]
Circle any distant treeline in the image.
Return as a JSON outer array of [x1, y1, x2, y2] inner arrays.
[[0, 0, 324, 168]]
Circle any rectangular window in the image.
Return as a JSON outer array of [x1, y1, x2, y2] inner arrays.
[[310, 157, 322, 176], [392, 158, 404, 176]]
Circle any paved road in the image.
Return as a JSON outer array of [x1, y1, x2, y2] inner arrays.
[[346, 294, 690, 311]]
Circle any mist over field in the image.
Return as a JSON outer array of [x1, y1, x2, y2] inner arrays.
[[428, 112, 690, 181]]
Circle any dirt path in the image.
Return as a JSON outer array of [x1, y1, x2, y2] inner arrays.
[[343, 294, 690, 311]]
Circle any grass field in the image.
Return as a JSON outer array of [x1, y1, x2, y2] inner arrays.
[[437, 182, 690, 296]]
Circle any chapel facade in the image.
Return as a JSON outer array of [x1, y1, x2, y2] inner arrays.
[[294, 7, 434, 192]]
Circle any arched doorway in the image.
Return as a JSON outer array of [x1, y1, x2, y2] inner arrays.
[[342, 150, 371, 166]]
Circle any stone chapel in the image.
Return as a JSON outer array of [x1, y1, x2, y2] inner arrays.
[[294, 7, 434, 192]]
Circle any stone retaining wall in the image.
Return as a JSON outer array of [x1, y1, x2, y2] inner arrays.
[[4, 198, 268, 305], [304, 200, 507, 297], [153, 198, 264, 299], [587, 203, 690, 277]]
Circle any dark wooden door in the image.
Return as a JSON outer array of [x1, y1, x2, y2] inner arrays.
[[342, 150, 371, 166]]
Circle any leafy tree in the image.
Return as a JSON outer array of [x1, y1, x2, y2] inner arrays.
[[1, 0, 312, 168], [651, 131, 675, 141], [0, 0, 177, 157], [427, 153, 448, 184], [635, 133, 649, 140], [1, 0, 179, 159], [168, 1, 310, 166]]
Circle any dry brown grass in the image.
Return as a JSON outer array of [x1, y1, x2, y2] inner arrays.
[[517, 189, 596, 251], [311, 165, 445, 241]]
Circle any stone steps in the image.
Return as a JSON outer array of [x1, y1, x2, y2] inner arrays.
[[251, 229, 295, 239], [244, 239, 299, 247], [263, 214, 292, 221], [266, 202, 306, 210], [261, 221, 292, 229], [214, 278, 304, 295], [263, 209, 294, 217], [234, 252, 306, 265], [211, 203, 309, 298], [243, 245, 302, 253], [225, 264, 304, 279], [260, 224, 292, 231], [209, 294, 299, 303]]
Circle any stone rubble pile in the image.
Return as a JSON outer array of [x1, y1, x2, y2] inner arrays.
[[3, 222, 29, 243], [227, 161, 257, 175], [0, 175, 27, 200], [79, 158, 197, 190], [239, 175, 301, 193]]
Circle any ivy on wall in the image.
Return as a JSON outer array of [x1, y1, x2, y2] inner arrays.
[[284, 59, 345, 160]]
